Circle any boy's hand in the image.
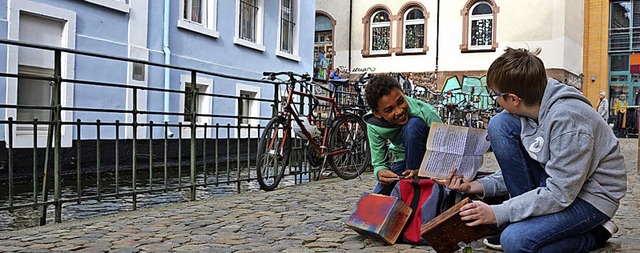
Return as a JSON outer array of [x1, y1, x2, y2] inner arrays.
[[434, 168, 471, 193], [401, 169, 418, 179], [377, 169, 400, 184], [459, 200, 496, 226]]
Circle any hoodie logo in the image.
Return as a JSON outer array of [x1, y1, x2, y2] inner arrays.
[[528, 136, 544, 159]]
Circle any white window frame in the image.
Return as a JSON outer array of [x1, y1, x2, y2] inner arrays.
[[370, 10, 391, 55], [6, 0, 76, 148], [234, 0, 265, 52], [402, 7, 425, 53], [84, 0, 129, 13], [179, 75, 213, 138], [236, 84, 260, 138], [468, 2, 493, 50], [178, 0, 219, 38], [276, 0, 300, 61]]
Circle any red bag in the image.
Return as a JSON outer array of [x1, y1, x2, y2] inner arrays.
[[390, 178, 451, 244]]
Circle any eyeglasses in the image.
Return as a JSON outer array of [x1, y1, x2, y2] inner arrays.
[[488, 90, 509, 100], [489, 90, 522, 102]]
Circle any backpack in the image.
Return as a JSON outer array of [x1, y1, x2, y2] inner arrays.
[[390, 178, 457, 244]]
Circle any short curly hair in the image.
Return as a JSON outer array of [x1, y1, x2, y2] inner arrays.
[[365, 74, 402, 112]]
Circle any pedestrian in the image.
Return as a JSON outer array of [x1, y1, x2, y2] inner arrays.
[[329, 68, 342, 79], [363, 74, 442, 195], [597, 90, 609, 122], [436, 48, 627, 252]]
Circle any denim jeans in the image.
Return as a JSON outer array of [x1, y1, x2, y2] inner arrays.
[[488, 112, 609, 253], [372, 117, 429, 195]]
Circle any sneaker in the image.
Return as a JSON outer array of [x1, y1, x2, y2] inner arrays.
[[602, 220, 619, 235], [591, 220, 618, 248], [483, 234, 503, 251]]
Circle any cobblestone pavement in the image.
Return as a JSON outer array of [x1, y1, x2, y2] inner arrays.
[[0, 139, 638, 252]]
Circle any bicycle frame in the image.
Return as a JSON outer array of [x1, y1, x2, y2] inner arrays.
[[276, 81, 351, 158]]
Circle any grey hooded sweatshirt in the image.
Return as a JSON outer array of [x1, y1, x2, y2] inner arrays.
[[478, 78, 627, 226]]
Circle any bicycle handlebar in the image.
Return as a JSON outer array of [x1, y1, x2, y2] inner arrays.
[[263, 71, 311, 82]]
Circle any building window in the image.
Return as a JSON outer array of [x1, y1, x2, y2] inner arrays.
[[17, 66, 53, 123], [469, 3, 493, 49], [236, 84, 260, 138], [235, 0, 265, 51], [180, 75, 212, 138], [276, 0, 300, 61], [460, 0, 498, 52], [362, 5, 393, 57], [178, 0, 218, 38], [609, 1, 640, 52], [280, 0, 294, 54], [314, 13, 335, 79], [239, 0, 258, 42], [239, 91, 256, 125], [371, 11, 391, 54], [403, 7, 425, 52], [6, 2, 76, 148], [183, 83, 201, 123]]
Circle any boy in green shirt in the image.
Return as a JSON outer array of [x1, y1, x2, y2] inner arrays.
[[363, 74, 442, 195]]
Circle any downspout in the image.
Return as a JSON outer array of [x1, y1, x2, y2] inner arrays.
[[163, 0, 171, 123], [348, 0, 353, 72], [435, 0, 440, 87]]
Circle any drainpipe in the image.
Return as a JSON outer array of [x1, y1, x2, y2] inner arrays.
[[435, 0, 440, 86], [348, 0, 353, 72], [163, 0, 171, 124]]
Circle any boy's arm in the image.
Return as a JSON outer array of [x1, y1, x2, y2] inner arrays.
[[476, 169, 509, 198], [367, 124, 390, 181]]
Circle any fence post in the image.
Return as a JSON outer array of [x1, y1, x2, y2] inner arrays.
[[132, 86, 138, 210], [190, 71, 197, 201], [53, 49, 63, 223]]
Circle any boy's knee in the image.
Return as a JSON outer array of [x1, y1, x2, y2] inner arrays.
[[501, 225, 539, 252], [488, 113, 520, 137]]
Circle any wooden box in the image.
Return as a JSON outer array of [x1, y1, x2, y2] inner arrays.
[[421, 197, 495, 253], [345, 192, 412, 244]]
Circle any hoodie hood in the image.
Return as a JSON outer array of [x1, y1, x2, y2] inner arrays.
[[538, 78, 591, 123]]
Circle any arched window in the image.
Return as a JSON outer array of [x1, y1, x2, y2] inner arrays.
[[370, 10, 391, 54], [461, 0, 498, 52], [469, 2, 493, 49], [313, 13, 335, 79], [403, 7, 425, 52]]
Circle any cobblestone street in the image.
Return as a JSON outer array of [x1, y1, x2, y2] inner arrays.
[[0, 139, 638, 252]]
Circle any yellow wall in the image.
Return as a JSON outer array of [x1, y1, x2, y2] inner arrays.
[[583, 0, 610, 106]]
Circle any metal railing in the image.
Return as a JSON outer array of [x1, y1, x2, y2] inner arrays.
[[0, 39, 320, 229]]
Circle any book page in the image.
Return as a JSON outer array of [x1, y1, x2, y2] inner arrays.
[[418, 122, 491, 182]]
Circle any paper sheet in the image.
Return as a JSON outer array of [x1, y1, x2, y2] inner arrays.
[[417, 122, 491, 182]]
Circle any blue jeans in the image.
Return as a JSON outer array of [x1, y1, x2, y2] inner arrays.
[[372, 117, 429, 195], [489, 113, 609, 253]]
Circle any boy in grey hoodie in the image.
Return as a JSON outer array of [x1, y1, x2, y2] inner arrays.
[[437, 48, 627, 252]]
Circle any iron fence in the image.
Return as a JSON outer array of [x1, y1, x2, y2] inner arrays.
[[0, 39, 321, 228]]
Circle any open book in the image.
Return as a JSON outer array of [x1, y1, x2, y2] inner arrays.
[[417, 122, 491, 182]]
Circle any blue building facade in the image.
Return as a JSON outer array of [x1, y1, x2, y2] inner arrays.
[[0, 0, 315, 148]]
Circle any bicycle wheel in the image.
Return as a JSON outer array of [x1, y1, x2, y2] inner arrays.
[[327, 113, 370, 180], [256, 116, 291, 191]]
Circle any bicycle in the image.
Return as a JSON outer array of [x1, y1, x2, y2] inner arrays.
[[256, 71, 370, 191], [322, 72, 371, 117]]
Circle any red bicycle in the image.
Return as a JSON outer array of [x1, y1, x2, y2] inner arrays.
[[256, 71, 370, 191]]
